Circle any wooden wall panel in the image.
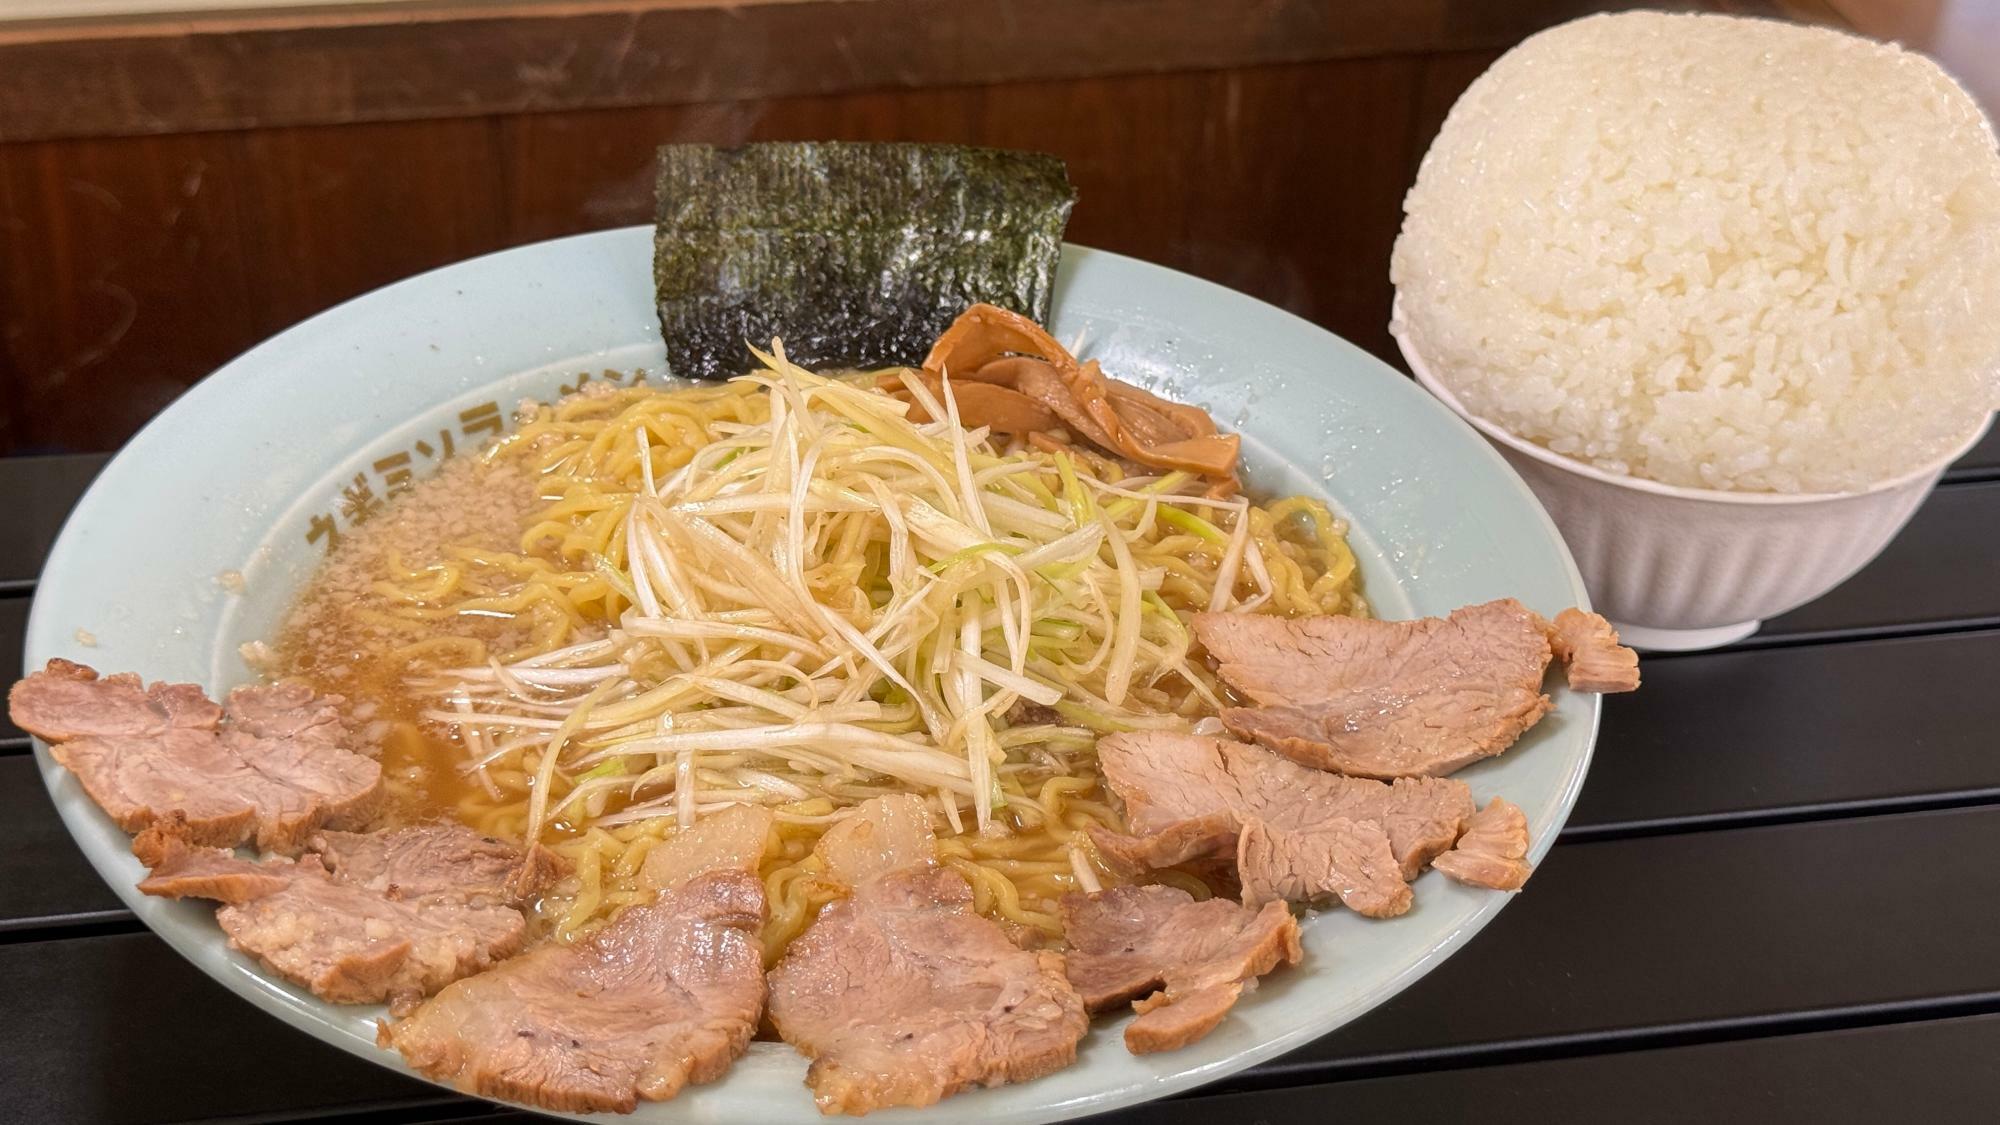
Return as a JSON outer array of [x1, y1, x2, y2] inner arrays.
[[0, 131, 255, 449], [0, 119, 516, 451], [0, 55, 1466, 454], [0, 0, 1649, 143], [0, 0, 1857, 456]]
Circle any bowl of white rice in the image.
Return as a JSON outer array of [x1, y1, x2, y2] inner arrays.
[[1391, 10, 2000, 650]]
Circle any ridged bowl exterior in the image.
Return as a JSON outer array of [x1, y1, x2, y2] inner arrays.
[[1482, 444, 1941, 631], [1393, 311, 1985, 642]]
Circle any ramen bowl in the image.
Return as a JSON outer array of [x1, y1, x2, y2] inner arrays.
[[1395, 310, 1993, 651], [29, 228, 1600, 1123]]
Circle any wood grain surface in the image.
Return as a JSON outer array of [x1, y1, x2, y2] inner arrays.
[[0, 0, 1825, 456]]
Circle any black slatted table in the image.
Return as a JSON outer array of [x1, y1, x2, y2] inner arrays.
[[4, 446, 1999, 1125]]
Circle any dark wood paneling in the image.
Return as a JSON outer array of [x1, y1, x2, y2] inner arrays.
[[0, 57, 1439, 453], [0, 119, 516, 452], [0, 0, 1653, 144], [475, 60, 1429, 348], [0, 131, 255, 452]]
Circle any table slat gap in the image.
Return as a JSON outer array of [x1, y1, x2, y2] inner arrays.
[[1561, 788, 2000, 844]]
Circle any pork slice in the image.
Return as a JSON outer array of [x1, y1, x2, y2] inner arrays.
[[311, 823, 538, 904], [1193, 601, 1556, 777], [640, 803, 775, 890], [382, 870, 768, 1114], [51, 731, 308, 848], [1549, 609, 1641, 693], [509, 844, 567, 903], [1129, 982, 1242, 1054], [158, 685, 226, 728], [219, 870, 528, 1012], [1433, 798, 1535, 891], [1060, 885, 1299, 1054], [1096, 733, 1473, 879], [1220, 684, 1553, 779], [135, 825, 530, 1012], [15, 660, 382, 852], [1238, 818, 1411, 918], [1372, 777, 1482, 880], [134, 819, 295, 901], [767, 862, 1088, 1114], [226, 681, 357, 752], [9, 659, 222, 741], [1088, 813, 1239, 876], [1192, 599, 1553, 706], [223, 729, 383, 846]]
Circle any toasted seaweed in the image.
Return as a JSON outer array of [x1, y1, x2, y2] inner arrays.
[[653, 142, 1076, 380]]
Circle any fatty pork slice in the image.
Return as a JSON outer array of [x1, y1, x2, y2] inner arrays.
[[767, 795, 1089, 1115], [1060, 885, 1300, 1054], [1236, 818, 1412, 918], [9, 660, 381, 851], [382, 804, 774, 1114], [1194, 600, 1555, 778], [1549, 609, 1642, 693], [8, 657, 221, 738], [1432, 798, 1535, 891], [135, 820, 532, 1012], [223, 680, 366, 754], [1092, 732, 1474, 883], [639, 799, 778, 890], [311, 823, 557, 904]]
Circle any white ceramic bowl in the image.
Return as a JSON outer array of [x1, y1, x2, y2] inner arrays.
[[1392, 305, 1994, 651], [29, 230, 1602, 1124]]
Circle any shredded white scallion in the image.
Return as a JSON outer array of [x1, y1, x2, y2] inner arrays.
[[417, 349, 1298, 842]]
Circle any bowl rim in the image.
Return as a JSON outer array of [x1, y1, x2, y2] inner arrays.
[[1390, 300, 1995, 506]]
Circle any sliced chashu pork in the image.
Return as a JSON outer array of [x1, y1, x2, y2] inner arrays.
[[1549, 608, 1642, 694], [311, 823, 559, 903], [1194, 600, 1637, 779], [8, 658, 222, 738], [221, 680, 356, 749], [1433, 798, 1535, 891], [1093, 732, 1474, 880], [1195, 600, 1553, 778], [887, 303, 1241, 485], [136, 819, 538, 1012], [383, 804, 774, 1114], [639, 797, 777, 888], [1236, 818, 1410, 917], [1060, 884, 1299, 1054], [11, 660, 381, 851], [767, 795, 1088, 1115]]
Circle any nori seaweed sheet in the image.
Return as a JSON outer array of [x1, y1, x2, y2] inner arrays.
[[653, 142, 1076, 380]]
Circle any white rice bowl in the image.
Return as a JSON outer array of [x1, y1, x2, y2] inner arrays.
[[1392, 11, 2000, 494]]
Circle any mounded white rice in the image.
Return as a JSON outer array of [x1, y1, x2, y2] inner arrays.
[[1392, 12, 2000, 493]]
